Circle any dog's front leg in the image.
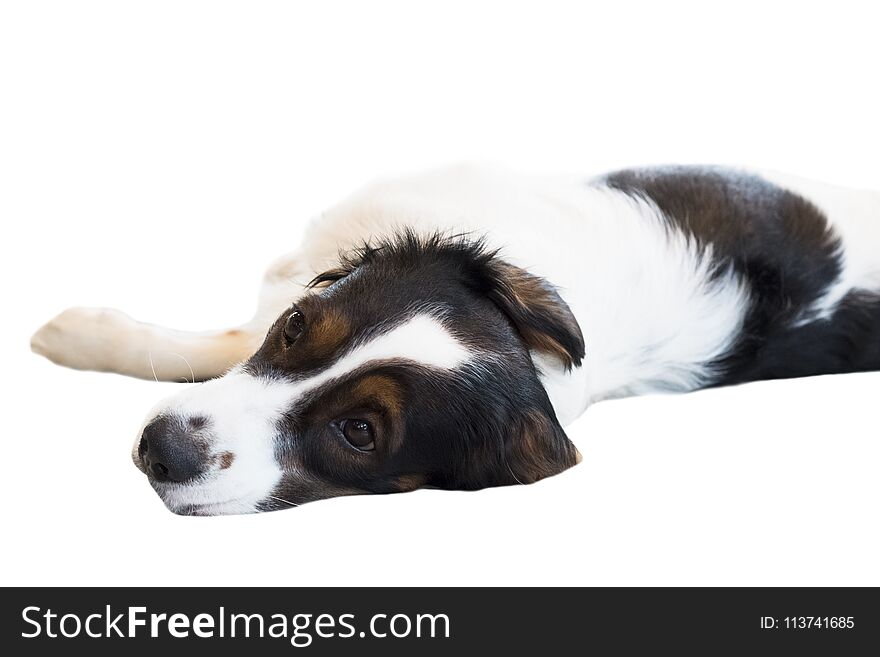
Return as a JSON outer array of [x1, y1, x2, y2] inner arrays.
[[30, 307, 266, 381], [30, 248, 322, 381]]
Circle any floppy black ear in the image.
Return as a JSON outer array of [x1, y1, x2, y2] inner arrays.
[[478, 260, 585, 369], [500, 410, 582, 485], [449, 401, 582, 490]]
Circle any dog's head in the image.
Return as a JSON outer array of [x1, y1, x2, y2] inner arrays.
[[134, 232, 585, 514]]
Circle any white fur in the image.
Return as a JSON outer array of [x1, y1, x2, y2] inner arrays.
[[530, 187, 750, 403], [288, 313, 471, 388], [137, 313, 471, 514]]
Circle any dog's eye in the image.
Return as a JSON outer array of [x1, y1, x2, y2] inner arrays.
[[283, 308, 305, 343], [339, 419, 375, 451]]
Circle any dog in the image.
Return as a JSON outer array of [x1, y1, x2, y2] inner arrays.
[[31, 164, 880, 515]]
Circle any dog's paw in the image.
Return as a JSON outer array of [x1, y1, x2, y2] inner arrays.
[[31, 307, 135, 372]]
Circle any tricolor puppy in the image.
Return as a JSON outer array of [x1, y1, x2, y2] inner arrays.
[[31, 165, 880, 515]]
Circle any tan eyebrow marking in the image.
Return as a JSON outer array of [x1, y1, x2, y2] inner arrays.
[[352, 374, 403, 415], [307, 307, 351, 359], [349, 374, 405, 453]]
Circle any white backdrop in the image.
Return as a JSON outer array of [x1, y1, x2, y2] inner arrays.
[[1, 0, 878, 586]]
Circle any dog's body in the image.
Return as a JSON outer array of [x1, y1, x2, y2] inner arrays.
[[32, 165, 880, 514]]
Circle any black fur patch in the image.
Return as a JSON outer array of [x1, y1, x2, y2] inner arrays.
[[716, 290, 880, 382], [605, 166, 879, 384]]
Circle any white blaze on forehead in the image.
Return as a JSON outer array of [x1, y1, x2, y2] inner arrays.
[[138, 314, 471, 515], [294, 313, 471, 396]]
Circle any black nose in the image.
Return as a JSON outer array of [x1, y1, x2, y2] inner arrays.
[[139, 416, 205, 483]]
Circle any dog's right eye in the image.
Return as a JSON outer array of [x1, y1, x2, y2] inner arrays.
[[283, 308, 305, 343], [339, 419, 375, 451]]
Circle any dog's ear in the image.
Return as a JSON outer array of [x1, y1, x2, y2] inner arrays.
[[496, 410, 581, 486], [450, 403, 581, 489], [474, 259, 585, 370]]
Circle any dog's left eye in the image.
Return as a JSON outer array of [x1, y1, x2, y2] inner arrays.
[[284, 308, 305, 343], [339, 419, 375, 451]]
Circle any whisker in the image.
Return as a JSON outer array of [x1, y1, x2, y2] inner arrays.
[[269, 495, 300, 507], [506, 462, 526, 486], [148, 350, 159, 383], [500, 441, 525, 486], [169, 352, 196, 384]]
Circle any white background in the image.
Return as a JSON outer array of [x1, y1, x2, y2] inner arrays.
[[1, 0, 878, 586]]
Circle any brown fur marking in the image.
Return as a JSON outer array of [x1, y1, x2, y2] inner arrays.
[[395, 474, 427, 492], [507, 411, 579, 484], [307, 308, 351, 359], [352, 375, 403, 415], [489, 261, 584, 369]]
